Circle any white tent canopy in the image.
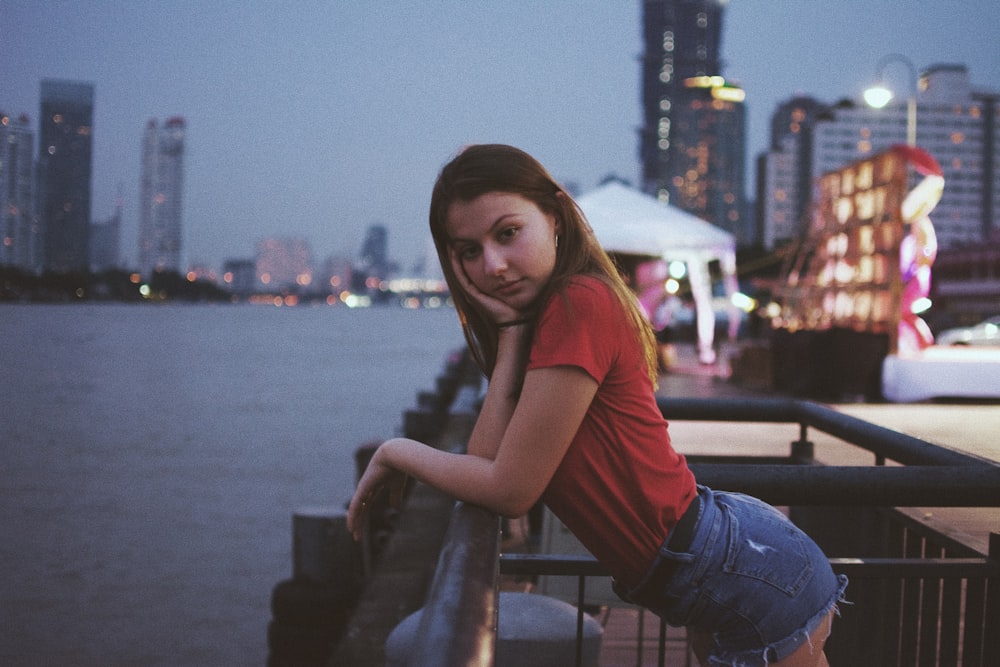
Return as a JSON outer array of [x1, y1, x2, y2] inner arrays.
[[576, 181, 740, 363]]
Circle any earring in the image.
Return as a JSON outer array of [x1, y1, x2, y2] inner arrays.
[[555, 234, 560, 248]]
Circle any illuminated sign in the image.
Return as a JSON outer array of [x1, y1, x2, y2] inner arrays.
[[776, 145, 943, 354]]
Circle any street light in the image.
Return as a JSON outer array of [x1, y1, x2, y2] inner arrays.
[[864, 53, 918, 147]]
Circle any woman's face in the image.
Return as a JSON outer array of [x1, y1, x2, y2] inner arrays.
[[446, 191, 560, 311]]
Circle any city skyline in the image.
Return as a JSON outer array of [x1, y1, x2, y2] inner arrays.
[[3, 1, 999, 274]]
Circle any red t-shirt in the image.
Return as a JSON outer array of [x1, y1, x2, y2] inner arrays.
[[527, 275, 697, 586]]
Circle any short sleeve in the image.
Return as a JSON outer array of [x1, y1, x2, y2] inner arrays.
[[528, 277, 622, 384]]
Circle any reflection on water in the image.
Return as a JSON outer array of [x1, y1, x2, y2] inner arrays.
[[0, 304, 461, 666]]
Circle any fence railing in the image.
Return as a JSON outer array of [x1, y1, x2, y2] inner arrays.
[[401, 397, 1000, 666]]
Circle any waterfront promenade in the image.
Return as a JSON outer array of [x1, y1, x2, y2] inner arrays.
[[332, 340, 999, 666]]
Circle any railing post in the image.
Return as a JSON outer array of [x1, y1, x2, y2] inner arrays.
[[985, 532, 1000, 665], [791, 422, 814, 463]]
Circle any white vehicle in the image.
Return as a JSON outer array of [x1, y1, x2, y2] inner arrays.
[[936, 315, 1000, 346]]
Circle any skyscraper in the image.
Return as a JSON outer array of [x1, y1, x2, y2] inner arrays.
[[138, 117, 186, 277], [37, 79, 94, 273], [639, 1, 748, 242], [756, 96, 824, 249], [90, 194, 122, 272], [0, 112, 36, 271]]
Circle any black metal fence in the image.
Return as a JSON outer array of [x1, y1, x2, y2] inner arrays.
[[402, 397, 1000, 666]]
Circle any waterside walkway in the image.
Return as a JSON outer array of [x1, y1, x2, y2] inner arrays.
[[329, 341, 1000, 666]]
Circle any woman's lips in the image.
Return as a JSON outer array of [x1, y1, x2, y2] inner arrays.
[[495, 279, 523, 297]]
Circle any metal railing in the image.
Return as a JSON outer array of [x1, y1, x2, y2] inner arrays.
[[401, 397, 1000, 666]]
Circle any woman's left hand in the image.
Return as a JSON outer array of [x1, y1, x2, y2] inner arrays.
[[346, 443, 408, 541], [450, 249, 523, 326]]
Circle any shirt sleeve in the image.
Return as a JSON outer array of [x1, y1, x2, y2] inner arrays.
[[527, 277, 620, 384]]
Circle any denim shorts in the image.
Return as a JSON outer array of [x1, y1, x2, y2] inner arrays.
[[615, 485, 848, 666]]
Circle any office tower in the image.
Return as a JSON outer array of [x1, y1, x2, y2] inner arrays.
[[352, 224, 393, 296], [0, 112, 36, 270], [90, 195, 122, 272], [359, 224, 388, 270], [639, 0, 748, 243], [37, 79, 94, 273], [756, 96, 824, 249], [810, 65, 998, 251], [138, 117, 186, 277]]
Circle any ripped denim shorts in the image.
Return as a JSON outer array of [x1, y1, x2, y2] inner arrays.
[[615, 485, 849, 666]]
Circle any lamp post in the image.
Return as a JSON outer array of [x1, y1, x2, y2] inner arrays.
[[863, 53, 918, 147]]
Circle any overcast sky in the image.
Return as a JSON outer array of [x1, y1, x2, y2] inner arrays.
[[3, 0, 999, 273]]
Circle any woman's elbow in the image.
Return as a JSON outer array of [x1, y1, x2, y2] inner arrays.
[[494, 492, 541, 519]]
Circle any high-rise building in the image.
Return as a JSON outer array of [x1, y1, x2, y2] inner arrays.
[[90, 195, 122, 272], [358, 224, 388, 270], [37, 79, 94, 273], [756, 96, 825, 249], [812, 65, 998, 250], [758, 66, 999, 252], [639, 1, 748, 242], [138, 117, 186, 277], [354, 223, 396, 295], [0, 112, 37, 271]]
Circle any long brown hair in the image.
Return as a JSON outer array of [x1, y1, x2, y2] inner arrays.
[[429, 144, 658, 385]]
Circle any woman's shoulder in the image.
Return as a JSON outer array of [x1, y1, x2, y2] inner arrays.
[[563, 274, 615, 301], [545, 274, 620, 321]]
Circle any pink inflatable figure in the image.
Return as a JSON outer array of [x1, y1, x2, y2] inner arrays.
[[894, 145, 944, 355]]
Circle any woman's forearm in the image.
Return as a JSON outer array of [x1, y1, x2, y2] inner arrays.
[[465, 326, 528, 459], [381, 437, 533, 517]]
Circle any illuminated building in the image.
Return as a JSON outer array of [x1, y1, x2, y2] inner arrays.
[[0, 112, 37, 270], [37, 79, 94, 273], [255, 237, 313, 291], [757, 97, 825, 249], [640, 0, 748, 242], [811, 65, 998, 251], [139, 117, 186, 277]]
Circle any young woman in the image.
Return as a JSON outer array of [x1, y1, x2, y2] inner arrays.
[[347, 144, 847, 666]]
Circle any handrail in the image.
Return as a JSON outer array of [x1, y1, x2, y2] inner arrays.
[[688, 464, 1000, 506], [404, 502, 501, 667], [405, 397, 1000, 666], [658, 396, 991, 467], [499, 553, 1000, 581]]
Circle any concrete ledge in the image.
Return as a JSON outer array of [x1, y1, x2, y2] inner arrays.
[[385, 591, 603, 667]]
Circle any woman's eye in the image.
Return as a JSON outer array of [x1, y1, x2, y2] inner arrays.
[[458, 246, 480, 260], [498, 226, 518, 242]]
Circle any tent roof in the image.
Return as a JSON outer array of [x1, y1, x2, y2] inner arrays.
[[576, 181, 734, 259]]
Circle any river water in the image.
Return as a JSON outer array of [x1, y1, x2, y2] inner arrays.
[[0, 303, 463, 666]]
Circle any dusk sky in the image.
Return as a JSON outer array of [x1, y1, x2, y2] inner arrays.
[[3, 1, 999, 274]]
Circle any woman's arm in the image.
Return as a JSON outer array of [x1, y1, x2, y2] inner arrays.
[[346, 364, 597, 539], [464, 323, 529, 459]]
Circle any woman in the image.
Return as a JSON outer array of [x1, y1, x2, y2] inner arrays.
[[347, 144, 847, 666]]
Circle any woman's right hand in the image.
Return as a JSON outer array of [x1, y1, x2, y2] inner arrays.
[[346, 442, 408, 541]]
